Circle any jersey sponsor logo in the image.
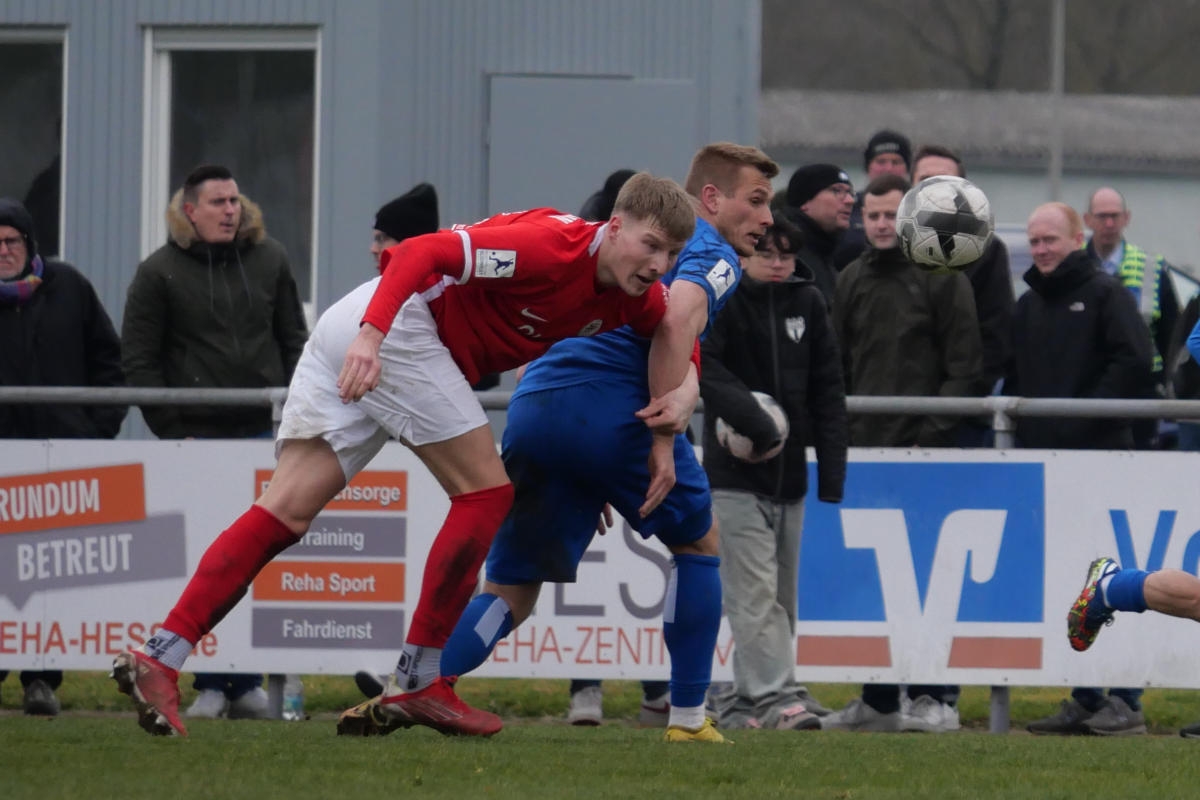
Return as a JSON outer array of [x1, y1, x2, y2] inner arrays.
[[577, 319, 603, 336], [1069, 301, 1085, 312], [475, 249, 517, 278], [785, 316, 806, 343], [549, 214, 579, 224], [705, 259, 736, 299], [520, 307, 548, 323]]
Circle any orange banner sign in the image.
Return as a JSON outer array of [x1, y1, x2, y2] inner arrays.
[[254, 470, 407, 511], [0, 464, 145, 535], [252, 561, 405, 602]]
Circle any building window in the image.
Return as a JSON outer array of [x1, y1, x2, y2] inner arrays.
[[0, 30, 64, 257], [143, 29, 320, 304]]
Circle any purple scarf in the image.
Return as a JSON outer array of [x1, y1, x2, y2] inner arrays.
[[0, 255, 44, 305]]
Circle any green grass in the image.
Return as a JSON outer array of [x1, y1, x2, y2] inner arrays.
[[6, 675, 1200, 799]]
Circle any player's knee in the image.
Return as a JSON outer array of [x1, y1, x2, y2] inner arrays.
[[486, 581, 540, 626], [450, 482, 514, 547]]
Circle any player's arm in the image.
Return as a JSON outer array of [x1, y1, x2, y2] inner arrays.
[[338, 232, 466, 402], [639, 280, 710, 433], [636, 280, 709, 517]]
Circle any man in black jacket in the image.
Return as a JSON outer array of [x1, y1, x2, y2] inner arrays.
[[701, 217, 847, 730], [0, 196, 126, 716], [1012, 202, 1154, 737], [778, 164, 853, 309]]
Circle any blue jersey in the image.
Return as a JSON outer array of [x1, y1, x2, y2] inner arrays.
[[515, 217, 741, 396]]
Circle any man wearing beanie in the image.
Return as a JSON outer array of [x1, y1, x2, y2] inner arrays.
[[0, 197, 126, 717], [781, 163, 854, 308], [371, 182, 440, 270], [832, 129, 912, 270]]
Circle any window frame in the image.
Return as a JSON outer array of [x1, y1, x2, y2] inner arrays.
[[0, 26, 68, 257], [140, 26, 322, 306]]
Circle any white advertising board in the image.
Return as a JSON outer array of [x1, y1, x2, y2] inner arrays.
[[1, 442, 1198, 689]]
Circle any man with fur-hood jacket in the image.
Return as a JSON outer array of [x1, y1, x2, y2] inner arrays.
[[122, 165, 307, 439], [700, 218, 847, 731]]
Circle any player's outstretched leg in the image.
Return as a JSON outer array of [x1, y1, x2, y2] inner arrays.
[[1068, 557, 1200, 654], [111, 504, 300, 735], [379, 483, 512, 737]]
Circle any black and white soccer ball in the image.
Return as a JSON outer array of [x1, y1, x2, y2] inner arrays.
[[896, 175, 994, 272], [714, 391, 789, 463]]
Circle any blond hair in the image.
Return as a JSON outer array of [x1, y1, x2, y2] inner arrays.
[[684, 142, 779, 197], [612, 172, 695, 244], [1032, 201, 1083, 238]]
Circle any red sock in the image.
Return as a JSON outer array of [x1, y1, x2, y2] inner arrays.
[[406, 483, 514, 647], [163, 505, 297, 643]]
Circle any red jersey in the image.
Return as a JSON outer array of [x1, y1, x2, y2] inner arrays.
[[361, 208, 669, 385]]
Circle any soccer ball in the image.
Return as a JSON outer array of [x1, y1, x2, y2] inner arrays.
[[714, 391, 789, 463], [896, 175, 994, 272]]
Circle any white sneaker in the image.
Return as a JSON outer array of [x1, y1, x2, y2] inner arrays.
[[228, 687, 270, 720], [820, 698, 902, 732], [186, 688, 228, 719], [901, 695, 960, 733], [566, 685, 603, 726]]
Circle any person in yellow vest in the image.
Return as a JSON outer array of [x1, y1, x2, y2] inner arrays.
[[1083, 186, 1180, 448]]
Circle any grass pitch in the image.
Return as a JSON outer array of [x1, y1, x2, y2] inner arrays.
[[5, 675, 1200, 799]]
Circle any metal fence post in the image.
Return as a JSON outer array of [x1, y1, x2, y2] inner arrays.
[[988, 396, 1018, 733]]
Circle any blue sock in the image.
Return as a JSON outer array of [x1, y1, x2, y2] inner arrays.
[[663, 553, 721, 709], [1103, 569, 1148, 613], [440, 593, 513, 678]]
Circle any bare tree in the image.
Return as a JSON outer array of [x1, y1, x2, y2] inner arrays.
[[763, 0, 1200, 95]]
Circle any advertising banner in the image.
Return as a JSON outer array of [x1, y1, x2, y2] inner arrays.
[[2, 442, 1199, 688]]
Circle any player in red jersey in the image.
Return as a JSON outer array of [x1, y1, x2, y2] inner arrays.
[[111, 173, 700, 738]]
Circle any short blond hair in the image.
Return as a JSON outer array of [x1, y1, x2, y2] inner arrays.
[[684, 142, 779, 197], [1031, 201, 1083, 238], [612, 172, 695, 244]]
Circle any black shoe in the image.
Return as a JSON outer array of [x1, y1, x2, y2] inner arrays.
[[354, 670, 386, 699], [1181, 720, 1200, 738], [23, 679, 60, 716]]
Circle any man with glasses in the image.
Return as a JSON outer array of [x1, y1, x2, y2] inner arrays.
[[777, 164, 854, 308], [1083, 186, 1179, 449], [0, 197, 126, 716]]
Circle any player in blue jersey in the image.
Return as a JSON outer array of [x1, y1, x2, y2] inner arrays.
[[337, 143, 778, 742]]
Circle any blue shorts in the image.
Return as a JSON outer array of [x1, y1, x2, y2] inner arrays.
[[486, 382, 712, 585]]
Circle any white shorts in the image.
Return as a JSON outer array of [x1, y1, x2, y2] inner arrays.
[[277, 277, 489, 480]]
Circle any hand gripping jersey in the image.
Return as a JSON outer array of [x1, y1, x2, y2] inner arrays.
[[360, 209, 669, 386], [516, 216, 741, 395]]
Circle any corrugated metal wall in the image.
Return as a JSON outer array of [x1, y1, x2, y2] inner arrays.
[[1, 0, 761, 318]]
